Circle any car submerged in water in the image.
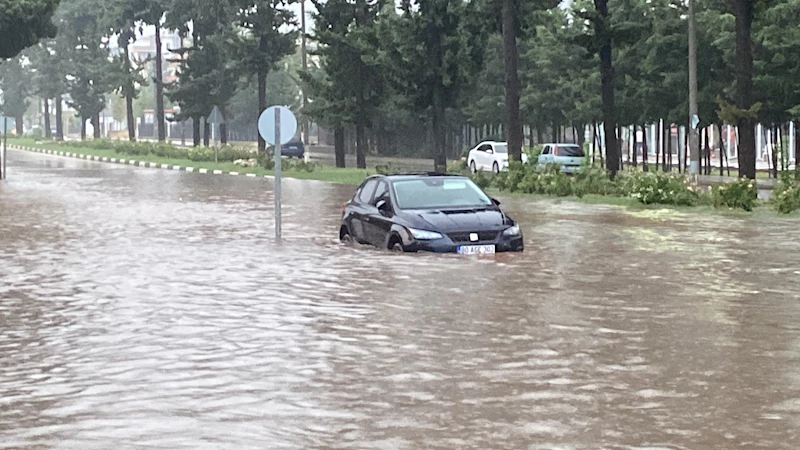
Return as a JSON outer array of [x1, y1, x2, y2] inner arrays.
[[340, 173, 524, 254]]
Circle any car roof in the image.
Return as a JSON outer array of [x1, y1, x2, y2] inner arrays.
[[543, 143, 580, 146], [367, 173, 468, 182]]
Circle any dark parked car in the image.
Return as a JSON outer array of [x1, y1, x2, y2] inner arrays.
[[281, 140, 305, 158], [340, 173, 524, 254]]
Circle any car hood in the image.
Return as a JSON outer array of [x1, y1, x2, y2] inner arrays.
[[401, 207, 509, 232]]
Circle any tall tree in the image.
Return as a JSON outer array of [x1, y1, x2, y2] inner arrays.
[[0, 0, 61, 58], [27, 40, 68, 140], [0, 56, 31, 135], [381, 0, 486, 172], [58, 0, 116, 140], [234, 0, 296, 154], [732, 0, 757, 179], [305, 0, 382, 169]]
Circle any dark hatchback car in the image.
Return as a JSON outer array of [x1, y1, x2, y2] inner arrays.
[[340, 174, 523, 254], [281, 140, 305, 158]]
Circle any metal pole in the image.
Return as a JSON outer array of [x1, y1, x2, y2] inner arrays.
[[301, 1, 309, 146], [274, 108, 282, 240], [2, 117, 7, 180], [688, 0, 700, 178]]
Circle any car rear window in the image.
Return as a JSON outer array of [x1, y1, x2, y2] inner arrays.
[[555, 146, 585, 157], [392, 178, 492, 209]]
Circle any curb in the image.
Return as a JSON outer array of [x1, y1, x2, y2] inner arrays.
[[8, 145, 267, 179]]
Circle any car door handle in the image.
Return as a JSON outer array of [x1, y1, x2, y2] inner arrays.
[[364, 217, 371, 222]]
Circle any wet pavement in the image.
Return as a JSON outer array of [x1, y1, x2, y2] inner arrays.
[[2, 149, 800, 449]]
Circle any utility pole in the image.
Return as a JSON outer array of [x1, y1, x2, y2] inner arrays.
[[301, 0, 310, 145], [688, 0, 700, 177]]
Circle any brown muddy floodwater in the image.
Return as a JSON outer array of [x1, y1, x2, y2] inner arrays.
[[1, 149, 800, 449]]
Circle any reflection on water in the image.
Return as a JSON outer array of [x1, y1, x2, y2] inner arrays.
[[2, 150, 800, 449]]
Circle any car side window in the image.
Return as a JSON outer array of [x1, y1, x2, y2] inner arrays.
[[479, 144, 491, 152], [542, 146, 551, 155], [371, 181, 389, 206], [358, 180, 379, 204]]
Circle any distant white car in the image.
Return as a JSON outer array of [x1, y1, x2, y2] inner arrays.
[[467, 141, 529, 174]]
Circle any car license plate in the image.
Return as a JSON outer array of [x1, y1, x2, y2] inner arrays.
[[457, 245, 496, 255]]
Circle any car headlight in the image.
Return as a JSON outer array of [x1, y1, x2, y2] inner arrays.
[[503, 225, 521, 237], [408, 228, 443, 240]]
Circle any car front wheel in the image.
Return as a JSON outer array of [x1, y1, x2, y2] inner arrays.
[[493, 162, 500, 174], [469, 160, 477, 174]]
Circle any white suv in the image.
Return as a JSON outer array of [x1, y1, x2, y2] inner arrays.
[[467, 141, 529, 173]]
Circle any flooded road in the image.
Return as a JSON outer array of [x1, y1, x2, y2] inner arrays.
[[2, 149, 800, 449]]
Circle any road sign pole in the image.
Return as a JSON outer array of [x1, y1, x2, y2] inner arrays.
[[2, 117, 7, 180], [274, 107, 282, 240]]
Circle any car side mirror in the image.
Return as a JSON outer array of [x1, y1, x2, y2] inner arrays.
[[491, 197, 501, 206], [376, 199, 391, 214], [486, 149, 494, 154]]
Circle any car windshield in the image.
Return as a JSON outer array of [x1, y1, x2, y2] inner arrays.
[[392, 178, 493, 209], [557, 145, 585, 157], [494, 144, 508, 153]]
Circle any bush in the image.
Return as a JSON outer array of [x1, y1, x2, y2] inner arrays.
[[711, 178, 758, 211], [471, 169, 491, 190], [572, 164, 620, 197], [517, 163, 576, 197], [620, 170, 700, 206], [773, 178, 800, 214], [492, 161, 526, 192]]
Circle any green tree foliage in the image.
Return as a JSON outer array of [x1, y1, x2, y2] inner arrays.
[[379, 0, 487, 172], [304, 0, 383, 169], [233, 0, 296, 152], [0, 56, 32, 135], [0, 0, 61, 58], [57, 0, 117, 139]]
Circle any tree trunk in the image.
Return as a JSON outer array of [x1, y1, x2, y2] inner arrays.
[[43, 99, 52, 139], [642, 124, 649, 171], [203, 119, 210, 147], [92, 113, 101, 139], [617, 124, 624, 170], [795, 120, 800, 180], [700, 128, 708, 175], [502, 0, 523, 162], [220, 122, 228, 145], [591, 121, 597, 165], [666, 125, 673, 172], [80, 118, 87, 141], [528, 124, 535, 147], [258, 67, 267, 154], [577, 123, 585, 154], [733, 0, 756, 179], [355, 123, 367, 169], [193, 118, 201, 147], [654, 122, 660, 172], [537, 127, 543, 145], [14, 115, 23, 136], [432, 86, 447, 172], [596, 1, 618, 177], [55, 95, 64, 141], [155, 26, 166, 142], [706, 127, 712, 175], [632, 124, 638, 167], [772, 125, 779, 178], [123, 43, 136, 142], [717, 123, 726, 176], [334, 126, 345, 168], [683, 129, 689, 173]]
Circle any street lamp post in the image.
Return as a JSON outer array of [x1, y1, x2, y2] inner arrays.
[[688, 0, 700, 178]]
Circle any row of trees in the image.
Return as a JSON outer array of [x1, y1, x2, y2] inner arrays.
[[3, 0, 800, 179], [303, 0, 800, 178], [1, 0, 299, 151]]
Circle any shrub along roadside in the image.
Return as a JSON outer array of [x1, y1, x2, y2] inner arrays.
[[475, 161, 763, 211], [772, 177, 800, 214]]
